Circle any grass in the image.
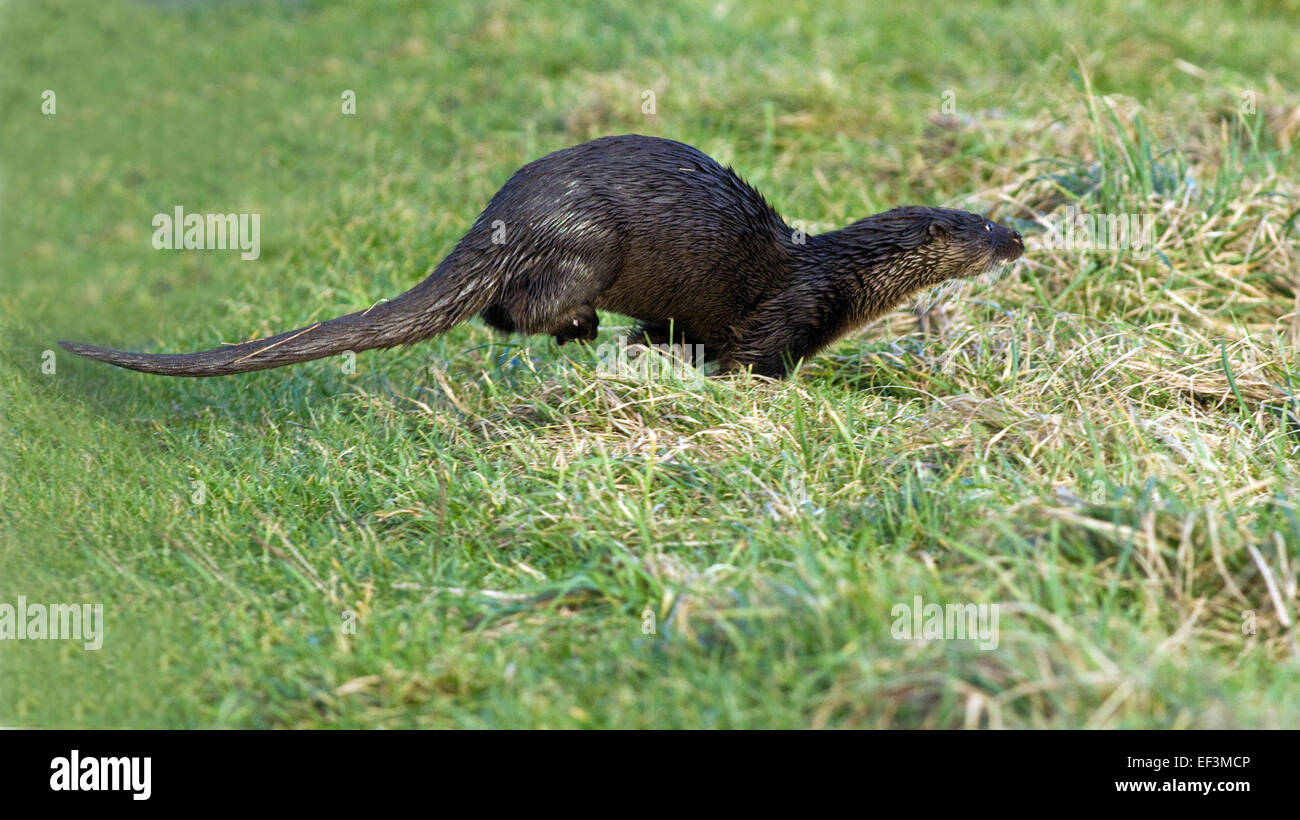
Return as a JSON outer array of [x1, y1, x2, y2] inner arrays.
[[1, 0, 1299, 728]]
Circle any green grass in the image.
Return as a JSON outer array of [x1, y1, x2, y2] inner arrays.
[[2, 0, 1299, 728]]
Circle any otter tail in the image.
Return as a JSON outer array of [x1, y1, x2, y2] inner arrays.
[[59, 256, 496, 377]]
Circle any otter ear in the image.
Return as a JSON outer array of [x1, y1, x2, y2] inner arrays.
[[927, 222, 949, 241]]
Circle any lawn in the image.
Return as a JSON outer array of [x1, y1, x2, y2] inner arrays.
[[1, 0, 1298, 728]]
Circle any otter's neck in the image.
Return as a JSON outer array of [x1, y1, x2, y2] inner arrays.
[[786, 228, 926, 322]]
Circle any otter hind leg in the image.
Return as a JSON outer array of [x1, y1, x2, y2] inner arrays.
[[552, 303, 599, 346], [490, 243, 622, 346], [480, 303, 517, 334]]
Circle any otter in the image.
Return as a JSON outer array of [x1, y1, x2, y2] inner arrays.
[[60, 135, 1023, 379]]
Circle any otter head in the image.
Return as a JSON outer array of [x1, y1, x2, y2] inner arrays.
[[910, 207, 1023, 287], [851, 206, 1024, 292]]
